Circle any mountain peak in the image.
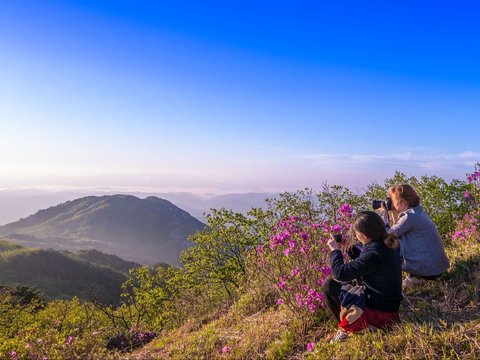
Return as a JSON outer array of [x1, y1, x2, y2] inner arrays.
[[0, 195, 205, 265]]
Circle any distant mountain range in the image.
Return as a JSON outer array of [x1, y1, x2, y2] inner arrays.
[[0, 190, 275, 225], [159, 192, 276, 220], [0, 239, 137, 304], [0, 195, 205, 265]]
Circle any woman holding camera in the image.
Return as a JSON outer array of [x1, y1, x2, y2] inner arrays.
[[322, 211, 403, 342], [381, 184, 450, 288]]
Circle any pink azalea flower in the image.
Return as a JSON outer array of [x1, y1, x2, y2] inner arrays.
[[340, 203, 353, 216], [222, 346, 230, 353], [307, 342, 315, 351], [332, 224, 342, 232], [296, 293, 304, 306]]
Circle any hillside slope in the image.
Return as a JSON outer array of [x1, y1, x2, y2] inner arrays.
[[67, 248, 139, 273], [124, 234, 480, 359], [0, 195, 205, 264], [0, 240, 133, 304]]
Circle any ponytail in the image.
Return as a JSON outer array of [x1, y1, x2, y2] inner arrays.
[[384, 232, 399, 249]]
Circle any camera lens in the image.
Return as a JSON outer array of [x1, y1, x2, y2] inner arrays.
[[333, 234, 342, 243], [372, 198, 393, 211], [372, 200, 383, 210], [385, 197, 393, 211]]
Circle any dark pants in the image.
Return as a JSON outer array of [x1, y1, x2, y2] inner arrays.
[[321, 277, 342, 323]]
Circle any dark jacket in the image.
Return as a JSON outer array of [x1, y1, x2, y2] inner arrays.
[[329, 238, 402, 312]]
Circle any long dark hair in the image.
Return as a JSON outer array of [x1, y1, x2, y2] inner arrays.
[[351, 211, 399, 248]]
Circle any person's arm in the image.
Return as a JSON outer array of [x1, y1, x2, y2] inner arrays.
[[327, 236, 381, 281], [390, 212, 415, 238], [329, 249, 382, 282], [346, 243, 362, 260], [380, 202, 401, 225], [391, 209, 402, 224]]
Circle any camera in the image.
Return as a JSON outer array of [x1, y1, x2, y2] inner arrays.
[[333, 233, 342, 243], [372, 197, 393, 211]]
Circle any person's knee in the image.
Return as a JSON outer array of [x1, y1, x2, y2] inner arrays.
[[322, 277, 340, 296]]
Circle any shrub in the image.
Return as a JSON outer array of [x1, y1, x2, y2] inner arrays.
[[254, 201, 353, 319]]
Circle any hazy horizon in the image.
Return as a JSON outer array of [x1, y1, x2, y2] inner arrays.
[[0, 188, 280, 226]]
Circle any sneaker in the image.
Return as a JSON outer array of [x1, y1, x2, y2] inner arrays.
[[402, 276, 425, 289], [330, 330, 350, 343]]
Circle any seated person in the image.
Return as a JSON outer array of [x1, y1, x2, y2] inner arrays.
[[381, 184, 450, 287], [322, 211, 403, 342]]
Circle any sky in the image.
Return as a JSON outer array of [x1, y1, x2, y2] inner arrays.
[[0, 0, 479, 194]]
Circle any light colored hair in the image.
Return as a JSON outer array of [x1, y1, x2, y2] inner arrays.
[[388, 184, 420, 208]]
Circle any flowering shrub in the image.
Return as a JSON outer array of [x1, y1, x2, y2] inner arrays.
[[0, 298, 113, 359], [451, 163, 480, 244], [451, 212, 479, 243], [106, 329, 157, 353], [256, 204, 353, 318], [465, 163, 480, 209]]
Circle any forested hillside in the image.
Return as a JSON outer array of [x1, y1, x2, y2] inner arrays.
[[0, 240, 136, 304]]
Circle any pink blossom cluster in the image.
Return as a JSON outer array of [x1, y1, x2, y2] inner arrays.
[[455, 165, 480, 243], [465, 165, 480, 207], [257, 204, 353, 316], [451, 211, 479, 243], [10, 337, 54, 360], [467, 170, 480, 184]]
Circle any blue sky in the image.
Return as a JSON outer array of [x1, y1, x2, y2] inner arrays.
[[0, 1, 479, 193]]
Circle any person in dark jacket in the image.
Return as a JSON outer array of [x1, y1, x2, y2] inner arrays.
[[322, 211, 403, 342]]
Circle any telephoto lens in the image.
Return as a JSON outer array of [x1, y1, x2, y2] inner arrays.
[[385, 197, 393, 211], [372, 197, 393, 211], [333, 233, 342, 243], [372, 200, 383, 210]]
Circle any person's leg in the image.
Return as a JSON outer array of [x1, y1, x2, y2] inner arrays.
[[321, 277, 342, 322], [364, 307, 400, 329]]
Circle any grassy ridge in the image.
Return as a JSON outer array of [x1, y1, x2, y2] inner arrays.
[[125, 232, 480, 359]]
